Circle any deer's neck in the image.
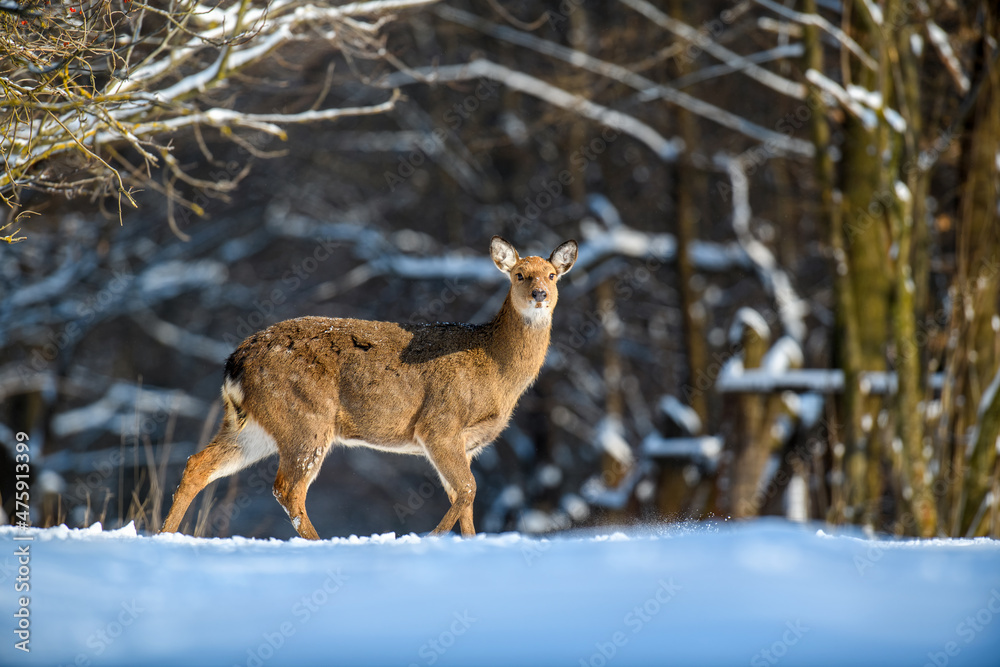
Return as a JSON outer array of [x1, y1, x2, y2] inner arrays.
[[482, 292, 552, 387]]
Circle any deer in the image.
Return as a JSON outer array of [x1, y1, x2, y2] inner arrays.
[[160, 236, 578, 539]]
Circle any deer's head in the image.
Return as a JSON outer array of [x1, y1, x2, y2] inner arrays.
[[491, 236, 578, 326]]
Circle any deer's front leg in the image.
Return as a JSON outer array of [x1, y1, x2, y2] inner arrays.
[[424, 442, 477, 537]]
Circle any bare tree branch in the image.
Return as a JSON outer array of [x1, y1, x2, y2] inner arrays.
[[752, 0, 878, 71], [1, 0, 437, 230], [377, 58, 685, 161], [435, 6, 814, 157], [717, 152, 807, 342], [619, 0, 807, 100]]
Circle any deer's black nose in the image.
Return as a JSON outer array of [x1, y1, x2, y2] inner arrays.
[[532, 288, 547, 302]]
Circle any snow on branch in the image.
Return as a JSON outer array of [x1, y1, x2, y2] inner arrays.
[[718, 153, 808, 342], [716, 366, 947, 395], [925, 21, 971, 95], [434, 7, 813, 157], [272, 212, 748, 295], [2, 0, 434, 215], [805, 70, 906, 133], [806, 70, 878, 129], [131, 310, 234, 364], [51, 381, 208, 438], [102, 92, 403, 146], [377, 59, 683, 161], [659, 395, 704, 436], [41, 441, 199, 475], [671, 43, 806, 89], [620, 0, 806, 100], [642, 435, 722, 469], [752, 0, 878, 71]]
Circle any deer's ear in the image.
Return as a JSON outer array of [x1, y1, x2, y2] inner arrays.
[[491, 236, 519, 274], [549, 239, 578, 276]]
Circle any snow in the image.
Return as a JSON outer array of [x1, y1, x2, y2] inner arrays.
[[884, 107, 908, 134], [4, 521, 999, 667], [595, 416, 635, 467], [861, 0, 883, 25], [729, 307, 771, 346], [846, 84, 882, 111], [587, 193, 624, 228], [658, 395, 703, 436], [642, 434, 723, 468], [51, 382, 207, 438], [805, 70, 878, 130], [761, 336, 804, 375], [926, 21, 970, 93], [972, 364, 1000, 454]]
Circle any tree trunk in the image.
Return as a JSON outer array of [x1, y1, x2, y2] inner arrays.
[[729, 321, 770, 517], [802, 0, 862, 525], [959, 6, 1000, 534]]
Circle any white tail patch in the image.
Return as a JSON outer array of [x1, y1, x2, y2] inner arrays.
[[207, 418, 278, 483], [236, 419, 279, 465], [223, 376, 245, 409]]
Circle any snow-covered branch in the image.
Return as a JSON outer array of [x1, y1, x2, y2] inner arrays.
[[51, 381, 208, 438], [2, 0, 436, 216], [620, 0, 807, 100], [925, 21, 971, 94], [752, 0, 878, 71], [435, 6, 813, 157], [377, 59, 684, 162], [718, 154, 808, 342]]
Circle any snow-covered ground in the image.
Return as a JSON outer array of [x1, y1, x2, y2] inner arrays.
[[2, 519, 999, 667]]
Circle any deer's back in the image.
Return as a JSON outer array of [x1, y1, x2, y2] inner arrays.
[[225, 316, 522, 451]]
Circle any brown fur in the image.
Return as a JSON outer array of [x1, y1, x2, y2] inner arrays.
[[160, 236, 577, 539]]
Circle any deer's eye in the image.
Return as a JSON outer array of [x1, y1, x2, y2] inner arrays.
[[549, 273, 556, 280], [516, 273, 524, 281]]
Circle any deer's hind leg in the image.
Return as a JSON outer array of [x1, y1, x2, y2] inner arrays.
[[161, 434, 242, 533], [161, 409, 276, 534], [271, 427, 335, 540]]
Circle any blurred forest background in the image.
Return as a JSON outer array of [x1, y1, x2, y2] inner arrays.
[[1, 0, 998, 539]]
